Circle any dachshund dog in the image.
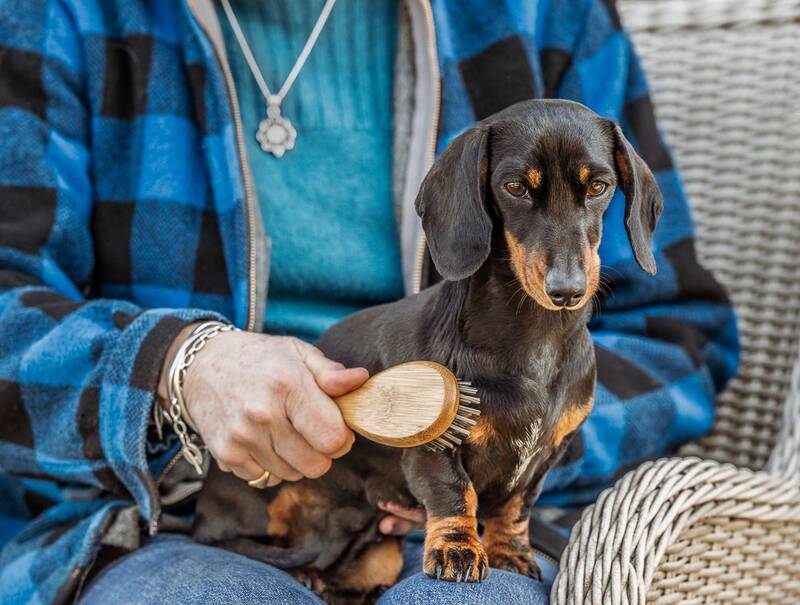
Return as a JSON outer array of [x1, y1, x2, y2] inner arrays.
[[193, 99, 662, 604]]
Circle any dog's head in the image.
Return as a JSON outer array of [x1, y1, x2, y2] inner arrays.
[[415, 100, 663, 311]]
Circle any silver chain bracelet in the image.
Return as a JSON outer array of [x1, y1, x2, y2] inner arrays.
[[165, 320, 238, 475]]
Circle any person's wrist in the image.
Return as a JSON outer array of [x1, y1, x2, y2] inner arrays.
[[160, 320, 237, 475], [157, 322, 203, 405]]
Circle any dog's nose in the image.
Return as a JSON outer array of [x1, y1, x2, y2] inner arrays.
[[545, 271, 586, 308], [546, 287, 584, 308]]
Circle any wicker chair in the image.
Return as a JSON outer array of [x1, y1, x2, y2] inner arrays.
[[552, 1, 800, 603]]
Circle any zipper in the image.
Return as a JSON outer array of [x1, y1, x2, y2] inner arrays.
[[411, 0, 441, 294], [147, 446, 204, 535], [155, 449, 186, 488], [70, 558, 96, 604], [148, 0, 259, 536], [146, 449, 182, 536], [188, 0, 260, 332]]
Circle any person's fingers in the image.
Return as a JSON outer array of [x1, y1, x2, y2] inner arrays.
[[327, 436, 355, 460], [229, 455, 283, 487], [298, 343, 369, 397], [286, 373, 355, 458], [246, 430, 304, 482], [379, 516, 418, 536], [315, 365, 370, 397], [269, 417, 334, 479], [377, 501, 426, 524], [215, 423, 298, 483], [229, 455, 266, 483]]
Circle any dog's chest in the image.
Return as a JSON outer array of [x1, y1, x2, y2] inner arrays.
[[499, 416, 547, 489], [465, 374, 562, 494], [465, 425, 550, 502]]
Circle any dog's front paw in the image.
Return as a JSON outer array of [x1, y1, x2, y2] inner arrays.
[[423, 527, 489, 582], [487, 541, 541, 580]]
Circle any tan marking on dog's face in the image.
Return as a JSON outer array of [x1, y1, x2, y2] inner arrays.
[[526, 168, 542, 189], [578, 166, 591, 184], [337, 538, 403, 592], [570, 241, 601, 310], [551, 397, 594, 448], [504, 230, 562, 311], [467, 416, 497, 447]]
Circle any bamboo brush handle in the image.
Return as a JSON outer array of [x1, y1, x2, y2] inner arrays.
[[334, 361, 460, 448]]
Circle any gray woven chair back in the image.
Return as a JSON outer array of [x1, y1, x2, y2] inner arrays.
[[618, 0, 800, 471]]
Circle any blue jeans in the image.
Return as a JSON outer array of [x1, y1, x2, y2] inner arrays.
[[80, 534, 555, 604]]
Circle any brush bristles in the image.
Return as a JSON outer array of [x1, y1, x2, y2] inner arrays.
[[425, 380, 481, 452]]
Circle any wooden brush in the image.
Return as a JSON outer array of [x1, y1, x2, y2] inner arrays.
[[334, 361, 481, 451]]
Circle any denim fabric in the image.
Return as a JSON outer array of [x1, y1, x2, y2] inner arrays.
[[80, 534, 555, 605]]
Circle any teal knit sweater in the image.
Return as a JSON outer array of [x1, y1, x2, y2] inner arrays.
[[219, 0, 402, 341]]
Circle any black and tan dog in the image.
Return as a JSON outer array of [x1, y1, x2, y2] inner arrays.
[[193, 99, 662, 603]]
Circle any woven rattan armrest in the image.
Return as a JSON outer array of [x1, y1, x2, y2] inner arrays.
[[551, 457, 800, 604]]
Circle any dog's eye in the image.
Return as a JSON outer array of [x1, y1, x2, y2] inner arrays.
[[587, 181, 608, 197], [505, 182, 528, 198]]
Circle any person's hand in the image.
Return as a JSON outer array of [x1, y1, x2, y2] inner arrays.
[[377, 501, 426, 536], [159, 326, 368, 486]]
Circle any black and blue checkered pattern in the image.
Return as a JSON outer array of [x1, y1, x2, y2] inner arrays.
[[0, 0, 737, 601]]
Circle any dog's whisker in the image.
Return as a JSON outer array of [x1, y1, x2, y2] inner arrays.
[[599, 264, 623, 279], [515, 288, 528, 317], [506, 285, 526, 310], [596, 276, 615, 298]]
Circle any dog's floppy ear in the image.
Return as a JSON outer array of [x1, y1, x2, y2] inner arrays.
[[414, 126, 492, 281], [608, 122, 663, 275]]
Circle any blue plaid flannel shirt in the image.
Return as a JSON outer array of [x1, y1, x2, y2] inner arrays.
[[0, 0, 738, 602]]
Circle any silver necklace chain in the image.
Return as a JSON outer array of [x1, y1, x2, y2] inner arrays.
[[219, 0, 338, 157]]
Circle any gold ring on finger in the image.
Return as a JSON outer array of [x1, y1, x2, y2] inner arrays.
[[248, 470, 271, 489]]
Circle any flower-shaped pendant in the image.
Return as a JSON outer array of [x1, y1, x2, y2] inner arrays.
[[256, 102, 296, 158]]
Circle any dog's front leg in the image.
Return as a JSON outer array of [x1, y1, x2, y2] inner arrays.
[[402, 449, 489, 582], [482, 491, 540, 580]]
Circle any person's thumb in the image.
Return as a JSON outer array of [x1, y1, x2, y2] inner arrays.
[[302, 347, 369, 397]]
